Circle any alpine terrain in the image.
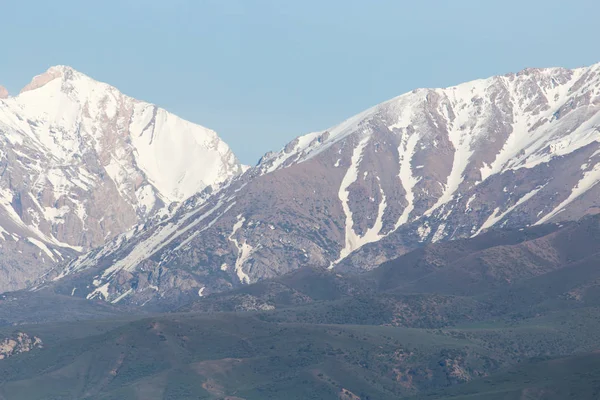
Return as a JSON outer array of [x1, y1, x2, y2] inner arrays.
[[49, 62, 600, 307], [0, 66, 245, 292]]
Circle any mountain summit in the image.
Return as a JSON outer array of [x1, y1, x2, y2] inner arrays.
[[0, 66, 245, 291]]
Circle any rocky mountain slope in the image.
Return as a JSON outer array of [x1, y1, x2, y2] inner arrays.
[[179, 214, 600, 326], [52, 62, 600, 306], [0, 66, 245, 291]]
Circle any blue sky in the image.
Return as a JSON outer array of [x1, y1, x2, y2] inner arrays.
[[1, 0, 598, 164]]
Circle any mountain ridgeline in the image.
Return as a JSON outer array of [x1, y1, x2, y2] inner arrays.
[[43, 62, 600, 307]]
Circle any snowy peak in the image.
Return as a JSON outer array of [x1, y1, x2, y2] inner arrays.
[[3, 65, 245, 202], [19, 65, 106, 95], [0, 85, 8, 99], [260, 63, 600, 175], [0, 65, 245, 292]]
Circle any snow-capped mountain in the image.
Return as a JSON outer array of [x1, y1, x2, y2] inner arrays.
[[0, 66, 245, 291], [52, 62, 600, 307]]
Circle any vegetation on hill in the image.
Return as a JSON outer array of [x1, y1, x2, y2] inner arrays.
[[3, 217, 600, 398]]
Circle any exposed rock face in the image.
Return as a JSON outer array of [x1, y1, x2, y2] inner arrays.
[[0, 66, 245, 292], [19, 68, 63, 94], [0, 332, 43, 359], [54, 62, 600, 306], [0, 86, 8, 99]]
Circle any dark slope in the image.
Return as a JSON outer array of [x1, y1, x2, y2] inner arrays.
[[0, 289, 131, 326], [0, 313, 505, 400], [415, 352, 600, 400]]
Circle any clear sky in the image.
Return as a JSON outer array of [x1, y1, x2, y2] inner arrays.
[[1, 0, 598, 165]]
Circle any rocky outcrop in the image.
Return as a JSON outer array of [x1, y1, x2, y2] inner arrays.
[[0, 332, 43, 359]]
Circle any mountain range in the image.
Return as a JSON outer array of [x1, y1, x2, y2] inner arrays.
[[28, 61, 600, 308]]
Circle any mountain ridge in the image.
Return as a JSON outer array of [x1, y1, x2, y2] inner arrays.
[[0, 65, 245, 292], [44, 61, 600, 307]]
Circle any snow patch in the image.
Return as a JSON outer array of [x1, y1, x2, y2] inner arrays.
[[536, 164, 600, 225], [26, 237, 56, 262], [111, 288, 133, 304], [228, 215, 252, 283], [395, 131, 421, 228], [431, 223, 447, 243], [475, 186, 544, 235], [332, 136, 388, 266], [87, 282, 110, 300]]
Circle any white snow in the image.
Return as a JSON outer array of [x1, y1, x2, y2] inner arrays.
[[87, 282, 110, 300], [172, 201, 237, 253], [228, 214, 252, 283], [536, 164, 600, 225], [135, 185, 157, 215], [129, 103, 241, 202], [417, 224, 431, 242], [100, 199, 233, 278], [0, 65, 244, 262], [0, 226, 7, 241], [479, 70, 600, 178], [26, 237, 56, 262], [111, 288, 133, 304], [465, 194, 477, 211], [431, 223, 447, 243], [395, 131, 421, 228], [424, 87, 480, 215], [474, 186, 544, 235], [332, 136, 388, 265]]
